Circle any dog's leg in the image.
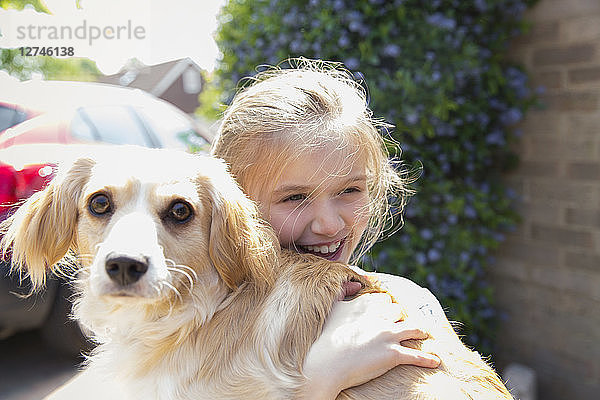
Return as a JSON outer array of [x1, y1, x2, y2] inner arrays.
[[270, 253, 388, 393]]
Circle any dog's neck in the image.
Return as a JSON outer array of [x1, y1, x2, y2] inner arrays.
[[75, 279, 295, 399]]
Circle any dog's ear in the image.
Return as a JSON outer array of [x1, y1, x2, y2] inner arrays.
[[204, 160, 278, 291], [0, 157, 95, 290]]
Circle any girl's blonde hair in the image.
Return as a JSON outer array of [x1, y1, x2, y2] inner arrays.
[[212, 59, 412, 264]]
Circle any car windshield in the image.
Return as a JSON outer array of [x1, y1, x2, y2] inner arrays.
[[71, 105, 157, 148]]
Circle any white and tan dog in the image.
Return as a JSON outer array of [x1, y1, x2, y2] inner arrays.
[[0, 147, 513, 399]]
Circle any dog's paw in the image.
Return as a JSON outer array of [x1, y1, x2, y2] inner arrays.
[[338, 280, 363, 300]]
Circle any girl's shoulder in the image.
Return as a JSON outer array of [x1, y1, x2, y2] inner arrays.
[[349, 266, 447, 325]]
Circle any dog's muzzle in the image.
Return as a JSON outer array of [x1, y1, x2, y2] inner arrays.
[[105, 252, 149, 286]]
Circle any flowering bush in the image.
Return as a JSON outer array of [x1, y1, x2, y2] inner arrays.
[[209, 0, 537, 354]]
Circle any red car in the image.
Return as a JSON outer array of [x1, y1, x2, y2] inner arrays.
[[0, 80, 212, 354]]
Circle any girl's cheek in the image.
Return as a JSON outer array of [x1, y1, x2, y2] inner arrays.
[[268, 208, 305, 246], [347, 196, 369, 224]]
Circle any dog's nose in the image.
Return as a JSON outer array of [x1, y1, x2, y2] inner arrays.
[[105, 253, 149, 286]]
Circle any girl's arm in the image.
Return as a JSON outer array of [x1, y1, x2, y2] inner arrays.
[[298, 279, 442, 399]]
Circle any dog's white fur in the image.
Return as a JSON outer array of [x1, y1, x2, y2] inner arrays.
[[0, 147, 513, 399]]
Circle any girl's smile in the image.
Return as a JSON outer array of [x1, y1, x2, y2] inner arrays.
[[297, 238, 345, 260]]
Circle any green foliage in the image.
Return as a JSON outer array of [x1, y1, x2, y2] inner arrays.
[[211, 0, 538, 355], [0, 48, 100, 80], [0, 0, 50, 13], [196, 70, 227, 121]]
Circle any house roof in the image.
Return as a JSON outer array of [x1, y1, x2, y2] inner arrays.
[[98, 58, 202, 97]]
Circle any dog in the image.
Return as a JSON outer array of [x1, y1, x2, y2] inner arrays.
[[0, 146, 513, 399]]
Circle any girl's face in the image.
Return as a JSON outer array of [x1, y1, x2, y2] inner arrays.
[[254, 145, 370, 264]]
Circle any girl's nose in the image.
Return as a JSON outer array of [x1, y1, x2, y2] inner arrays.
[[311, 206, 345, 238]]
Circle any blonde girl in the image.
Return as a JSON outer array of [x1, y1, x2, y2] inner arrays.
[[212, 59, 451, 399]]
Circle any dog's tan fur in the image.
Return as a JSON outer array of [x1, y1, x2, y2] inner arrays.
[[0, 147, 513, 399]]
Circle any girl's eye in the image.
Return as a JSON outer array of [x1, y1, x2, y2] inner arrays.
[[341, 187, 361, 195], [89, 193, 111, 216], [283, 194, 306, 202], [169, 201, 193, 223]]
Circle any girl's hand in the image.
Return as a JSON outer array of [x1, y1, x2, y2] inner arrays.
[[299, 289, 441, 399]]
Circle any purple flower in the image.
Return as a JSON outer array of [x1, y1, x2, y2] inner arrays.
[[347, 10, 362, 21], [474, 0, 487, 12], [426, 13, 456, 30], [477, 113, 490, 127], [486, 130, 505, 145], [333, 0, 344, 11], [500, 108, 523, 126], [427, 273, 438, 289], [338, 35, 350, 48], [505, 187, 518, 200], [405, 204, 417, 218], [460, 252, 470, 263], [421, 228, 434, 240], [290, 39, 303, 53], [282, 13, 296, 25], [383, 44, 401, 57], [405, 112, 419, 125], [344, 57, 359, 70], [464, 205, 477, 219], [427, 248, 441, 262]]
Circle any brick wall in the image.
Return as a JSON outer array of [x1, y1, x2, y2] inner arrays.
[[493, 0, 600, 399]]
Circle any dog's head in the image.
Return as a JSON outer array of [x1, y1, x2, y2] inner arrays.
[[0, 146, 278, 307]]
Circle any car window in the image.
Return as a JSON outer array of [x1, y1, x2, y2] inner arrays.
[[72, 106, 157, 148], [133, 99, 208, 150], [0, 105, 27, 132], [71, 110, 99, 142]]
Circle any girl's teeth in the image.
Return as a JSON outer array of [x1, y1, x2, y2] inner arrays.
[[304, 241, 341, 254]]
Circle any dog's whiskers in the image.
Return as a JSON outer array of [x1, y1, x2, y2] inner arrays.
[[166, 268, 194, 294], [165, 259, 197, 293], [161, 280, 183, 304], [165, 259, 198, 279], [167, 266, 194, 286]]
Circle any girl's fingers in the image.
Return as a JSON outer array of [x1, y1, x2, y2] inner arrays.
[[390, 321, 439, 368], [390, 344, 441, 368], [391, 321, 430, 341]]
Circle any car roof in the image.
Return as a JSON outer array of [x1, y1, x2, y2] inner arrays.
[[1, 79, 215, 143], [2, 80, 163, 112]]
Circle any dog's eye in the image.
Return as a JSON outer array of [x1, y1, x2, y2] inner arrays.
[[89, 194, 111, 216], [169, 201, 193, 223]]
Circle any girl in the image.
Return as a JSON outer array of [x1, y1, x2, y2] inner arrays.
[[212, 59, 452, 399]]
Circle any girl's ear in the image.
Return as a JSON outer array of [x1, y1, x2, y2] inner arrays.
[[0, 157, 95, 290], [204, 160, 278, 291]]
